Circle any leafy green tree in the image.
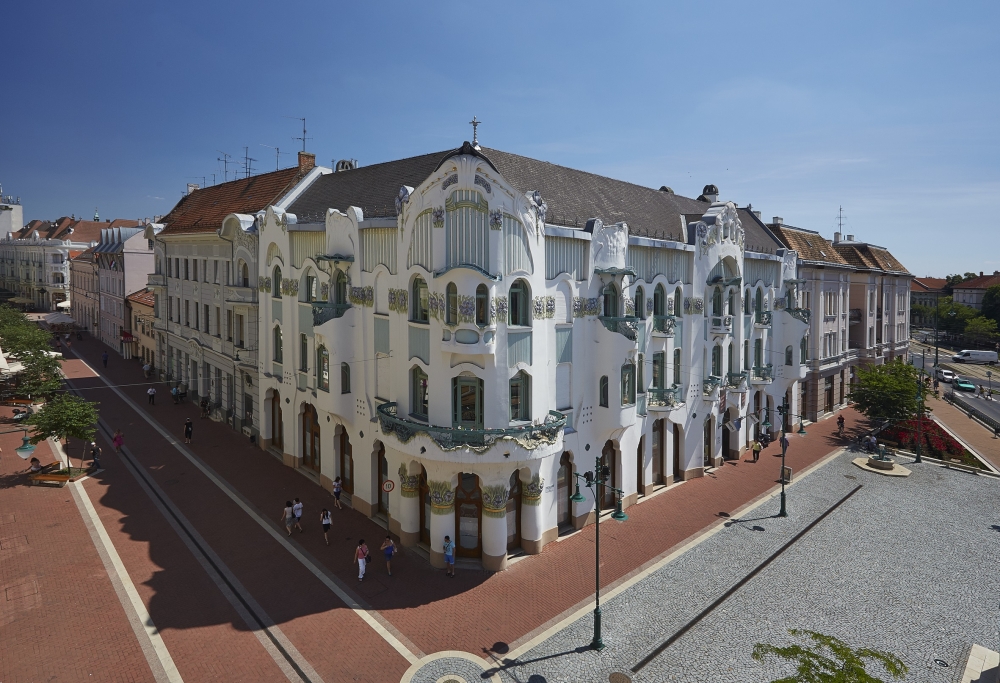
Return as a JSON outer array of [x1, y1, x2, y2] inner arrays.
[[936, 296, 977, 334], [12, 349, 63, 398], [981, 284, 1000, 325], [964, 316, 998, 344], [25, 393, 99, 445], [850, 359, 919, 422], [963, 271, 979, 281], [753, 629, 907, 683]]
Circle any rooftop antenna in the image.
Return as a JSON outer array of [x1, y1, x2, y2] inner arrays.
[[837, 205, 844, 233], [188, 176, 206, 188], [242, 146, 257, 178], [94, 207, 99, 221], [217, 151, 233, 182], [260, 144, 288, 171], [211, 173, 216, 186], [470, 115, 481, 149], [285, 116, 311, 152]]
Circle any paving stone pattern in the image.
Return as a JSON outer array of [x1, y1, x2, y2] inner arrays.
[[492, 451, 1000, 683]]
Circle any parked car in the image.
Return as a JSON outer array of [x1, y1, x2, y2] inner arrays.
[[954, 377, 977, 392], [951, 350, 999, 364], [935, 368, 955, 382]]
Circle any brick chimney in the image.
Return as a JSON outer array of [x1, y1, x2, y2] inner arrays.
[[298, 151, 316, 172]]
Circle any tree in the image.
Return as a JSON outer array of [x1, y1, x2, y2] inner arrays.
[[753, 629, 907, 683], [25, 393, 99, 447], [964, 316, 998, 345], [13, 349, 63, 398], [850, 359, 919, 422], [981, 284, 1000, 325]]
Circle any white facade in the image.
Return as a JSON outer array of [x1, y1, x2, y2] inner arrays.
[[95, 227, 155, 353], [255, 149, 811, 571]]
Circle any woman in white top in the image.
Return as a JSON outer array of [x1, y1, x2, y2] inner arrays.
[[279, 501, 294, 536], [319, 508, 332, 545]]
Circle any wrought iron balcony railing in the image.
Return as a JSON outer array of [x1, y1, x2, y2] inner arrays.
[[726, 371, 748, 390], [651, 314, 676, 336], [751, 364, 774, 382], [710, 315, 733, 335], [312, 302, 351, 326], [647, 385, 682, 409], [785, 307, 811, 324], [754, 310, 772, 327], [598, 316, 642, 341], [703, 375, 722, 394], [376, 402, 567, 452]]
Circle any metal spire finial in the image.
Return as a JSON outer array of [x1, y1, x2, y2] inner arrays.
[[470, 116, 481, 149]]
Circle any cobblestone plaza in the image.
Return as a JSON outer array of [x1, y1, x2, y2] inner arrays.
[[468, 450, 1000, 683]]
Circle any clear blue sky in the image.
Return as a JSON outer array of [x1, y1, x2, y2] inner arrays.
[[2, 1, 997, 277]]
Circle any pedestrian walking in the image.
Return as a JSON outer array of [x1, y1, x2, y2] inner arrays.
[[331, 476, 343, 509], [836, 414, 845, 436], [147, 386, 156, 405], [101, 351, 109, 368], [443, 535, 456, 577], [751, 439, 762, 462], [112, 429, 124, 455], [183, 417, 193, 444], [354, 539, 369, 582], [171, 386, 179, 404], [292, 498, 304, 532], [89, 441, 102, 469], [280, 501, 295, 536], [779, 433, 790, 452], [380, 535, 397, 576], [143, 362, 151, 378], [320, 508, 332, 545]]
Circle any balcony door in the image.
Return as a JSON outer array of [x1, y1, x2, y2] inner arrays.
[[455, 473, 482, 558], [452, 377, 484, 430], [339, 429, 354, 494], [301, 404, 320, 472]]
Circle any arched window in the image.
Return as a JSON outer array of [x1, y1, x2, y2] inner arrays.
[[602, 282, 619, 318], [599, 375, 609, 407], [412, 277, 428, 322], [621, 362, 636, 406], [653, 284, 665, 316], [744, 289, 752, 315], [744, 340, 750, 370], [673, 348, 682, 385], [712, 287, 723, 316], [635, 286, 645, 319], [341, 362, 351, 394], [476, 284, 489, 326], [637, 353, 645, 393], [711, 345, 722, 377], [303, 271, 317, 302], [241, 261, 249, 288], [754, 339, 763, 367], [300, 333, 308, 371], [674, 287, 683, 316], [785, 345, 794, 366], [446, 282, 458, 325], [727, 289, 735, 316], [272, 266, 282, 298], [509, 279, 530, 326], [411, 366, 428, 419], [754, 288, 763, 315], [509, 370, 530, 421], [335, 271, 348, 305], [726, 342, 733, 375], [800, 336, 808, 363], [273, 326, 283, 363], [317, 346, 329, 391]]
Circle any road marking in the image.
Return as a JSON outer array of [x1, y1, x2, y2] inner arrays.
[[503, 446, 848, 662], [69, 357, 421, 666], [69, 478, 183, 683]]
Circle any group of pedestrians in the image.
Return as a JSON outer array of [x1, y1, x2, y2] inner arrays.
[[280, 495, 400, 582]]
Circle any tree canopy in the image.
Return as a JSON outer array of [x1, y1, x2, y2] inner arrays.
[[24, 393, 99, 445], [0, 304, 66, 399], [850, 359, 920, 422], [753, 629, 907, 683], [981, 284, 1000, 326]]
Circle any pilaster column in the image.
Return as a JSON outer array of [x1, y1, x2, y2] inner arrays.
[[427, 477, 455, 568], [480, 479, 510, 571], [395, 462, 420, 547], [519, 473, 547, 554]]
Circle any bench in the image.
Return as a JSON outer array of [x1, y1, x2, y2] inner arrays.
[[29, 472, 70, 487]]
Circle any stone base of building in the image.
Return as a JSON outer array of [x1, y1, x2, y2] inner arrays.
[[682, 466, 704, 479], [482, 551, 507, 572], [429, 548, 445, 568], [400, 530, 419, 547], [621, 492, 638, 509], [259, 437, 271, 451], [319, 474, 333, 493], [573, 510, 595, 530], [387, 516, 403, 541], [282, 452, 297, 467], [523, 526, 558, 555], [352, 496, 372, 517]]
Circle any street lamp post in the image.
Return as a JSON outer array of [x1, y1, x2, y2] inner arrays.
[[988, 370, 993, 400], [776, 397, 790, 517], [914, 368, 924, 463], [570, 455, 628, 651], [933, 292, 941, 367]]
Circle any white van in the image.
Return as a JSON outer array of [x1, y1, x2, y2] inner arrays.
[[951, 350, 999, 364]]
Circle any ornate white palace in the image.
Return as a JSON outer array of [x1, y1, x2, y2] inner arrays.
[[248, 142, 813, 570]]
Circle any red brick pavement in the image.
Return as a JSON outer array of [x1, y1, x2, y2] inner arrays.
[[62, 337, 412, 683], [0, 412, 155, 683], [64, 334, 864, 668]]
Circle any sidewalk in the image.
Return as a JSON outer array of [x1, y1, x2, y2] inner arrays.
[[927, 394, 1000, 471], [65, 334, 867, 661]]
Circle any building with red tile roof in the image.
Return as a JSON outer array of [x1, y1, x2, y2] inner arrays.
[[953, 271, 1000, 311], [125, 288, 157, 367]]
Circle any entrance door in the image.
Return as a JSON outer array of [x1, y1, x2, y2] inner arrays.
[[557, 453, 572, 526], [704, 418, 713, 467], [824, 376, 834, 413], [600, 441, 616, 508], [339, 430, 354, 494], [453, 377, 484, 429], [721, 412, 731, 460], [419, 467, 430, 544], [636, 436, 645, 496], [651, 421, 662, 485], [455, 473, 482, 557], [673, 423, 683, 481], [301, 405, 320, 472], [271, 394, 283, 451], [377, 443, 388, 515], [506, 471, 521, 551]]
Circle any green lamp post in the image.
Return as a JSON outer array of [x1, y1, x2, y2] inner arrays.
[[571, 454, 628, 651]]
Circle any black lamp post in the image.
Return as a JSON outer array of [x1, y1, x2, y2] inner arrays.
[[570, 455, 628, 651], [914, 367, 924, 464]]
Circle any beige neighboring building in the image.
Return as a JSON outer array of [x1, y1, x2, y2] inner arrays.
[[69, 248, 98, 332], [125, 288, 156, 366]]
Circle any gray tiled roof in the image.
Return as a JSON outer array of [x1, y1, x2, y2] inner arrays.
[[288, 144, 770, 243]]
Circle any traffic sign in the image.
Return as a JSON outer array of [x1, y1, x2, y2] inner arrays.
[[381, 480, 395, 493]]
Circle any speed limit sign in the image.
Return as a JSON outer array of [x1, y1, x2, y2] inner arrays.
[[381, 480, 395, 493]]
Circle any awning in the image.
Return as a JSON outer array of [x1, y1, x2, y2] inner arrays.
[[56, 300, 71, 309], [43, 312, 75, 325], [8, 297, 32, 304]]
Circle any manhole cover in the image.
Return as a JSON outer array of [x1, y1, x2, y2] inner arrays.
[[934, 658, 949, 667], [609, 674, 632, 683]]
